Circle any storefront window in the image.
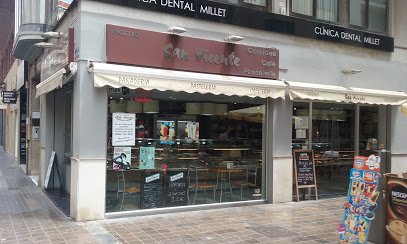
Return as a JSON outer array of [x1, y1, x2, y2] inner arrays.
[[312, 103, 354, 196], [292, 102, 310, 150], [291, 0, 338, 22], [359, 106, 379, 155], [350, 0, 387, 33], [106, 89, 265, 212]]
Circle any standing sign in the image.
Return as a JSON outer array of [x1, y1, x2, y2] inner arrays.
[[293, 149, 318, 201], [165, 170, 188, 207], [384, 175, 407, 244], [112, 113, 135, 146], [140, 171, 163, 209], [2, 91, 17, 104], [339, 155, 381, 244]]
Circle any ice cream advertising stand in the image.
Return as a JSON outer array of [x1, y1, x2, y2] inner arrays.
[[338, 152, 407, 243]]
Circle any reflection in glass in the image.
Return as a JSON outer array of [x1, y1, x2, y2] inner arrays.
[[106, 91, 265, 212], [368, 0, 386, 32], [292, 0, 313, 16], [316, 0, 337, 22], [359, 106, 379, 154], [350, 0, 367, 27]]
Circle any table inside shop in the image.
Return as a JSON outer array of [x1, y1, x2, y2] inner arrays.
[[209, 167, 243, 202]]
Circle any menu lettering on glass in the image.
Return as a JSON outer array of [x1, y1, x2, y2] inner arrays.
[[140, 171, 163, 209], [112, 113, 136, 146], [165, 170, 188, 207]]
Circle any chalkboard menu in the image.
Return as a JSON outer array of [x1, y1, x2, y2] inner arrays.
[[293, 149, 318, 201], [140, 171, 163, 209], [165, 170, 188, 207], [293, 150, 316, 186]]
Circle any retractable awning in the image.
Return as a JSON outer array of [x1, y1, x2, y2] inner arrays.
[[287, 81, 407, 105], [36, 68, 66, 98], [88, 62, 286, 99]]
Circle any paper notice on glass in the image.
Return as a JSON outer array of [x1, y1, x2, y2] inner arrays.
[[296, 129, 306, 139], [112, 113, 136, 146], [294, 116, 309, 129], [113, 147, 132, 170], [139, 146, 155, 169]]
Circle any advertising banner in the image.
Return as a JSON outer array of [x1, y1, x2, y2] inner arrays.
[[339, 155, 381, 244], [385, 175, 407, 244]]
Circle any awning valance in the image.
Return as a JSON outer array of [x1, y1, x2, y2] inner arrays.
[[287, 81, 407, 105], [36, 68, 66, 98], [88, 62, 286, 99]]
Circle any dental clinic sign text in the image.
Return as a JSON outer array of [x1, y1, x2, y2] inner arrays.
[[106, 24, 279, 79], [315, 26, 380, 46]]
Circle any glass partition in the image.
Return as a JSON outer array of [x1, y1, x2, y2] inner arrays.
[[106, 89, 265, 212]]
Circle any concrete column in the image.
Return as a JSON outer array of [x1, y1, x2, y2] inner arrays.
[[270, 98, 293, 203], [70, 60, 107, 221], [390, 105, 407, 175]]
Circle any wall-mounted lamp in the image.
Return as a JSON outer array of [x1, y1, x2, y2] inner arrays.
[[33, 42, 53, 48], [341, 69, 362, 75], [168, 26, 187, 35], [224, 35, 244, 43], [41, 31, 65, 39]]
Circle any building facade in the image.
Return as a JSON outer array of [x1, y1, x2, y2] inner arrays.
[[10, 0, 407, 223]]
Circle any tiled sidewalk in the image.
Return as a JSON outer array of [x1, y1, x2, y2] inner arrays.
[[0, 148, 346, 243]]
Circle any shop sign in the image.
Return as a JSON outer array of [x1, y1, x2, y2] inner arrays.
[[2, 91, 17, 104], [106, 24, 279, 79], [385, 175, 407, 244], [105, 0, 393, 52]]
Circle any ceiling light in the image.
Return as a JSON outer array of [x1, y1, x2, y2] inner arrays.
[[168, 26, 187, 35], [33, 42, 53, 48], [42, 31, 65, 39], [341, 69, 362, 75], [224, 35, 244, 43]]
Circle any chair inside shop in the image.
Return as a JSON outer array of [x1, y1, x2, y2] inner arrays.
[[232, 164, 258, 200], [188, 164, 217, 204]]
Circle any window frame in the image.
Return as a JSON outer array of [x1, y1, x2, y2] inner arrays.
[[289, 0, 340, 23], [348, 0, 388, 34]]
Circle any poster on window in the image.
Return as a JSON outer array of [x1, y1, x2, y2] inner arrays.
[[157, 120, 175, 144], [178, 121, 199, 141], [294, 116, 309, 129], [339, 155, 381, 244], [113, 147, 132, 171], [139, 146, 155, 169], [112, 113, 136, 146], [384, 175, 407, 244]]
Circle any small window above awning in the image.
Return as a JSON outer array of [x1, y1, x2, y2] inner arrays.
[[36, 68, 66, 98], [287, 81, 407, 105], [88, 62, 286, 99]]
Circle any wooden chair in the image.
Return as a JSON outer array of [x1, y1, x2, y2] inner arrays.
[[117, 171, 140, 210], [233, 166, 258, 200], [188, 165, 216, 204]]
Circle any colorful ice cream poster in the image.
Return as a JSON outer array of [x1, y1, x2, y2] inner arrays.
[[158, 120, 175, 144], [339, 155, 381, 244], [178, 121, 199, 141], [385, 175, 407, 244], [113, 147, 132, 171], [139, 146, 155, 169], [112, 113, 136, 146]]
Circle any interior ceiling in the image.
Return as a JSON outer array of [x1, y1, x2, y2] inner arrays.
[[0, 0, 14, 58]]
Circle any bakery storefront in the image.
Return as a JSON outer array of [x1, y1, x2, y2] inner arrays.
[[289, 82, 407, 198], [88, 25, 285, 213]]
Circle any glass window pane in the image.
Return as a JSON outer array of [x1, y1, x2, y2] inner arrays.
[[292, 102, 310, 150], [350, 0, 367, 27], [312, 103, 354, 197], [369, 0, 386, 32], [243, 0, 266, 7], [316, 0, 337, 22], [292, 0, 313, 16], [217, 0, 239, 4], [106, 90, 266, 212], [359, 106, 379, 154]]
